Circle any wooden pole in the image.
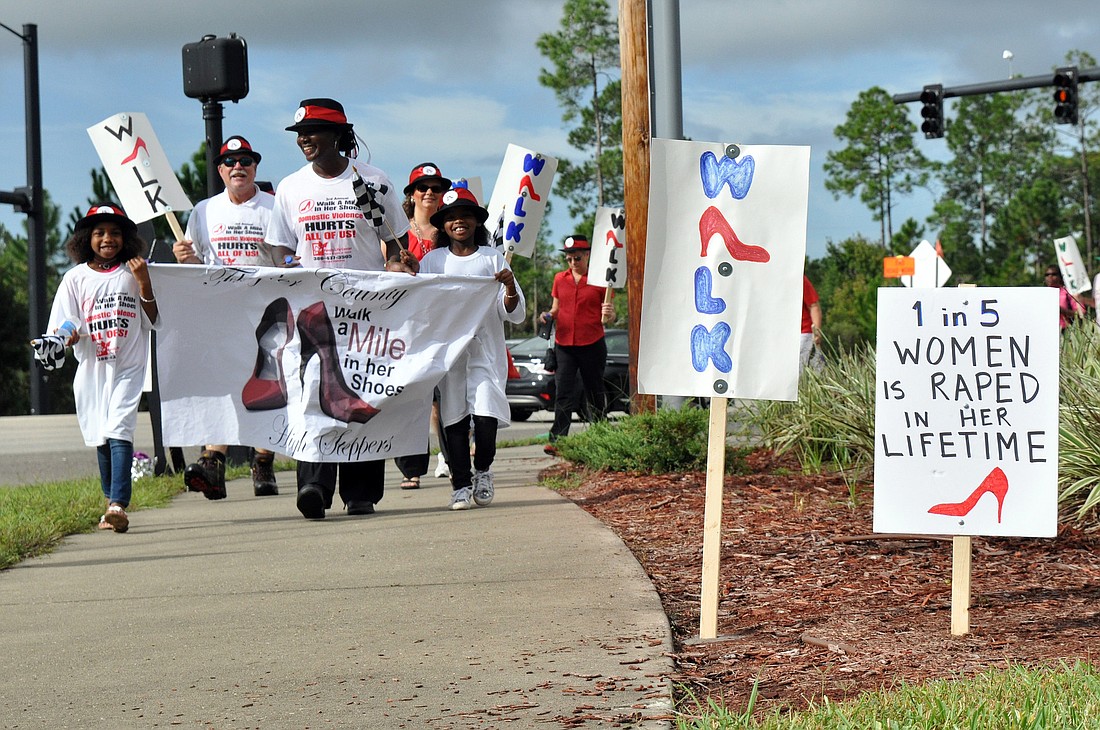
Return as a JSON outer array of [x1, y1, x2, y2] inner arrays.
[[699, 396, 728, 639], [950, 535, 972, 636], [618, 0, 655, 414], [165, 211, 185, 243]]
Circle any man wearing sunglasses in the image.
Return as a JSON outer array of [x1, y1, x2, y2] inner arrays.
[[172, 135, 281, 500], [173, 135, 274, 268]]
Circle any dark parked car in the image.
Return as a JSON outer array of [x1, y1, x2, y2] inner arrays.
[[506, 329, 630, 421]]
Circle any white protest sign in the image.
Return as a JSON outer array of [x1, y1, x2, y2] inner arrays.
[[873, 287, 1059, 537], [638, 139, 810, 400], [900, 239, 951, 289], [451, 176, 483, 206], [485, 144, 557, 258], [87, 113, 193, 223], [151, 265, 498, 462], [589, 206, 626, 288], [1054, 234, 1090, 294]]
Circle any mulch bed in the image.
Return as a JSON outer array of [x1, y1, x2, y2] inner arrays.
[[550, 450, 1100, 717]]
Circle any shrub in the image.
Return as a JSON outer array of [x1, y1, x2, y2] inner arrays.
[[556, 405, 747, 474]]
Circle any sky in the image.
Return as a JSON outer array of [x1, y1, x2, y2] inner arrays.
[[1, 1, 1098, 261]]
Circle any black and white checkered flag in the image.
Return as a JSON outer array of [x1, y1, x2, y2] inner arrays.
[[491, 210, 505, 250], [351, 171, 388, 230], [30, 335, 66, 371]]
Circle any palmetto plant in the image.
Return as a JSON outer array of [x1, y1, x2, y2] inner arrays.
[[742, 330, 1100, 527]]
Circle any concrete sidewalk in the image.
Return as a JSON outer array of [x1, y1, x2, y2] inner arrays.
[[0, 444, 673, 729]]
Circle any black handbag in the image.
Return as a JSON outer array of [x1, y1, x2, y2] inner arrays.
[[544, 345, 558, 372]]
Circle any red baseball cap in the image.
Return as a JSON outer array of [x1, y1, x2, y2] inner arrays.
[[403, 163, 452, 195], [215, 135, 261, 165], [74, 203, 136, 235], [429, 187, 489, 228], [286, 98, 353, 132], [561, 235, 591, 252]]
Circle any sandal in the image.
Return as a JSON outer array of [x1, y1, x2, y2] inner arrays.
[[400, 476, 420, 490], [104, 504, 129, 533], [97, 515, 113, 530]]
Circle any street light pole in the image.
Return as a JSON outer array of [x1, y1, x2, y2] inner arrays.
[[24, 23, 47, 415], [0, 22, 47, 414]]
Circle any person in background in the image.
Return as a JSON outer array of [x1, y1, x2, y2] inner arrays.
[[1045, 266, 1084, 332], [419, 188, 525, 510], [47, 204, 159, 533], [799, 274, 825, 374], [172, 135, 280, 499], [541, 235, 614, 456], [396, 162, 452, 486], [266, 97, 413, 520]]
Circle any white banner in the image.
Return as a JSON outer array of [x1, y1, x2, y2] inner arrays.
[[150, 265, 498, 462], [87, 113, 193, 223], [485, 144, 557, 258], [873, 287, 1059, 537], [1055, 234, 1090, 294], [638, 139, 810, 400], [589, 206, 626, 289]]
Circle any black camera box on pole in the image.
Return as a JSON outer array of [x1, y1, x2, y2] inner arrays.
[[182, 34, 249, 101]]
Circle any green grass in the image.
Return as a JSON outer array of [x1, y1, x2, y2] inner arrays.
[[0, 460, 283, 571], [676, 661, 1100, 729]]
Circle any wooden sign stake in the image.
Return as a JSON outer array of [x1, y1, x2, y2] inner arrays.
[[950, 535, 972, 635], [699, 395, 728, 639], [164, 211, 185, 244]]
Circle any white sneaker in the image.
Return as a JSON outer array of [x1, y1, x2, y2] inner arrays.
[[472, 469, 494, 506], [434, 455, 451, 478], [449, 486, 473, 510]]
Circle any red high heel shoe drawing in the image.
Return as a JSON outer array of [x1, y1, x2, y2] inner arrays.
[[928, 467, 1009, 523], [297, 301, 380, 424], [242, 297, 293, 410]]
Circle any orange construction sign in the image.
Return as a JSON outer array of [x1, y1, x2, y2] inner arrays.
[[883, 256, 916, 278]]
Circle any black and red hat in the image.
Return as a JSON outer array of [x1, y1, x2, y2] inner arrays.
[[561, 235, 591, 252], [215, 135, 261, 165], [285, 98, 354, 132], [74, 203, 136, 235], [429, 187, 489, 228], [403, 162, 452, 195]]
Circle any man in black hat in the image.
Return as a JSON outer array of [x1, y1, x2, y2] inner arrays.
[[266, 98, 413, 520], [172, 134, 281, 499], [541, 235, 615, 454]]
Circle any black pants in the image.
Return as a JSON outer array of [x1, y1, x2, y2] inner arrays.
[[550, 338, 607, 441], [443, 414, 497, 491], [296, 459, 385, 507], [395, 389, 447, 479]]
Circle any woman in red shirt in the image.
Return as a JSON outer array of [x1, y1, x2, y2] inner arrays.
[[541, 235, 614, 453]]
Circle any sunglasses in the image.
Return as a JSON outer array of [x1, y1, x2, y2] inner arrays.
[[1045, 272, 1060, 277], [221, 156, 255, 168], [565, 254, 587, 261], [415, 183, 445, 194]]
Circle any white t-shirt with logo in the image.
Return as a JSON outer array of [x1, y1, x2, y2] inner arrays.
[[48, 264, 158, 446], [186, 186, 275, 266], [266, 159, 409, 271]]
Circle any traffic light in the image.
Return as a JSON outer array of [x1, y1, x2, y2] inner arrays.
[[1053, 66, 1078, 125], [919, 84, 944, 139]]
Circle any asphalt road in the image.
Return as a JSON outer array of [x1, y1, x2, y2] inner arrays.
[[0, 411, 560, 488]]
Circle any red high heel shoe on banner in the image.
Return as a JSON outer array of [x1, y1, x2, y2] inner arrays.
[[242, 297, 293, 410], [297, 301, 380, 424], [928, 467, 1009, 523]]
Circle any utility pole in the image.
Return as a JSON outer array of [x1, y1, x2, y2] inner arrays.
[[0, 22, 47, 414], [618, 0, 655, 413]]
